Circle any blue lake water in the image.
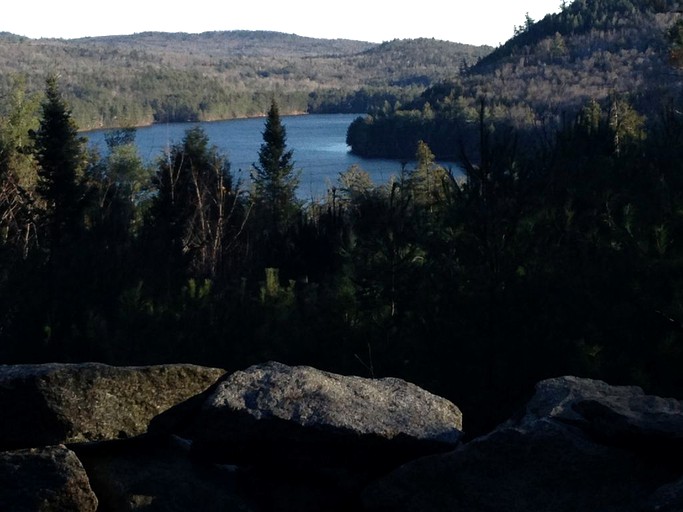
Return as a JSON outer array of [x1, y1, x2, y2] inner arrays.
[[85, 113, 460, 200]]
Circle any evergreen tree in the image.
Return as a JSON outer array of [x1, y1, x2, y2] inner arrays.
[[16, 76, 93, 361], [31, 75, 86, 249], [251, 100, 300, 234], [407, 140, 449, 209], [149, 126, 237, 282]]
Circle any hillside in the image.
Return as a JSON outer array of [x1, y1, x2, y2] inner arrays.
[[347, 0, 683, 159], [0, 31, 492, 130], [467, 0, 679, 117]]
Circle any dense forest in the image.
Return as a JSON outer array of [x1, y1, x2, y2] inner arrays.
[[0, 31, 491, 130], [2, 0, 683, 437], [347, 0, 683, 159]]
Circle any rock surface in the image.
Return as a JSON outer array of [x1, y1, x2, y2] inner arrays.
[[645, 475, 683, 512], [0, 363, 226, 450], [364, 420, 672, 512], [518, 376, 683, 449], [3, 362, 681, 512], [364, 376, 683, 512], [0, 445, 98, 512], [75, 436, 255, 512], [187, 361, 462, 471]]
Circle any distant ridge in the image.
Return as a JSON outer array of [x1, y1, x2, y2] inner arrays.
[[69, 30, 377, 57], [0, 30, 492, 130], [0, 32, 28, 42]]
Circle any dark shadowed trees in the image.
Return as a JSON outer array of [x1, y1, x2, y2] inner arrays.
[[31, 75, 86, 251], [149, 126, 241, 284], [1, 76, 92, 361]]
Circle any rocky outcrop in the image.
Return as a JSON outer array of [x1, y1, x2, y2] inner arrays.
[[363, 419, 674, 512], [0, 361, 462, 511], [363, 376, 683, 512], [0, 363, 225, 450], [519, 375, 683, 451], [183, 361, 463, 472], [0, 445, 98, 512], [147, 361, 464, 511], [3, 362, 682, 512]]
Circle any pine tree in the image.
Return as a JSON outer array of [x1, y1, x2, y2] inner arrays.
[[407, 140, 449, 209], [27, 76, 88, 359], [31, 75, 86, 248], [251, 100, 300, 233]]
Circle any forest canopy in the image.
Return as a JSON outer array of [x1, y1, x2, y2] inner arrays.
[[0, 32, 491, 130], [347, 0, 683, 160], [2, 0, 683, 437]]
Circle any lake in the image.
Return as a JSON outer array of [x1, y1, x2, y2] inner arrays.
[[85, 114, 459, 200]]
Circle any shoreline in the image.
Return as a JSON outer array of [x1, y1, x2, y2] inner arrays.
[[79, 110, 313, 134]]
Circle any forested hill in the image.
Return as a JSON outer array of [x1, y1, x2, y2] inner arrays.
[[347, 0, 683, 159], [0, 31, 492, 130], [71, 31, 376, 57], [473, 0, 678, 70]]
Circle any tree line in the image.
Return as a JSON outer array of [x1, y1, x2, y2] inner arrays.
[[2, 76, 683, 436], [0, 33, 491, 130]]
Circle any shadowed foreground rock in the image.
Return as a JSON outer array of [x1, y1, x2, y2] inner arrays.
[[363, 376, 683, 512], [4, 363, 682, 512], [646, 475, 683, 512], [154, 361, 464, 512], [75, 436, 255, 512], [185, 361, 463, 472], [0, 445, 98, 512], [520, 375, 683, 452], [0, 363, 226, 450]]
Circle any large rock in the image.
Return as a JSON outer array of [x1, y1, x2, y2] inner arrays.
[[186, 361, 462, 472], [0, 445, 98, 512], [645, 475, 683, 512], [75, 436, 255, 512], [364, 419, 674, 512], [0, 363, 225, 450], [364, 376, 683, 512], [519, 376, 683, 450]]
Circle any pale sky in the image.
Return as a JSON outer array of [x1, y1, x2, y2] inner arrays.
[[3, 1, 564, 47]]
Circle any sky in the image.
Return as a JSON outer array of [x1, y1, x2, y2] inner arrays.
[[3, 0, 564, 47]]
